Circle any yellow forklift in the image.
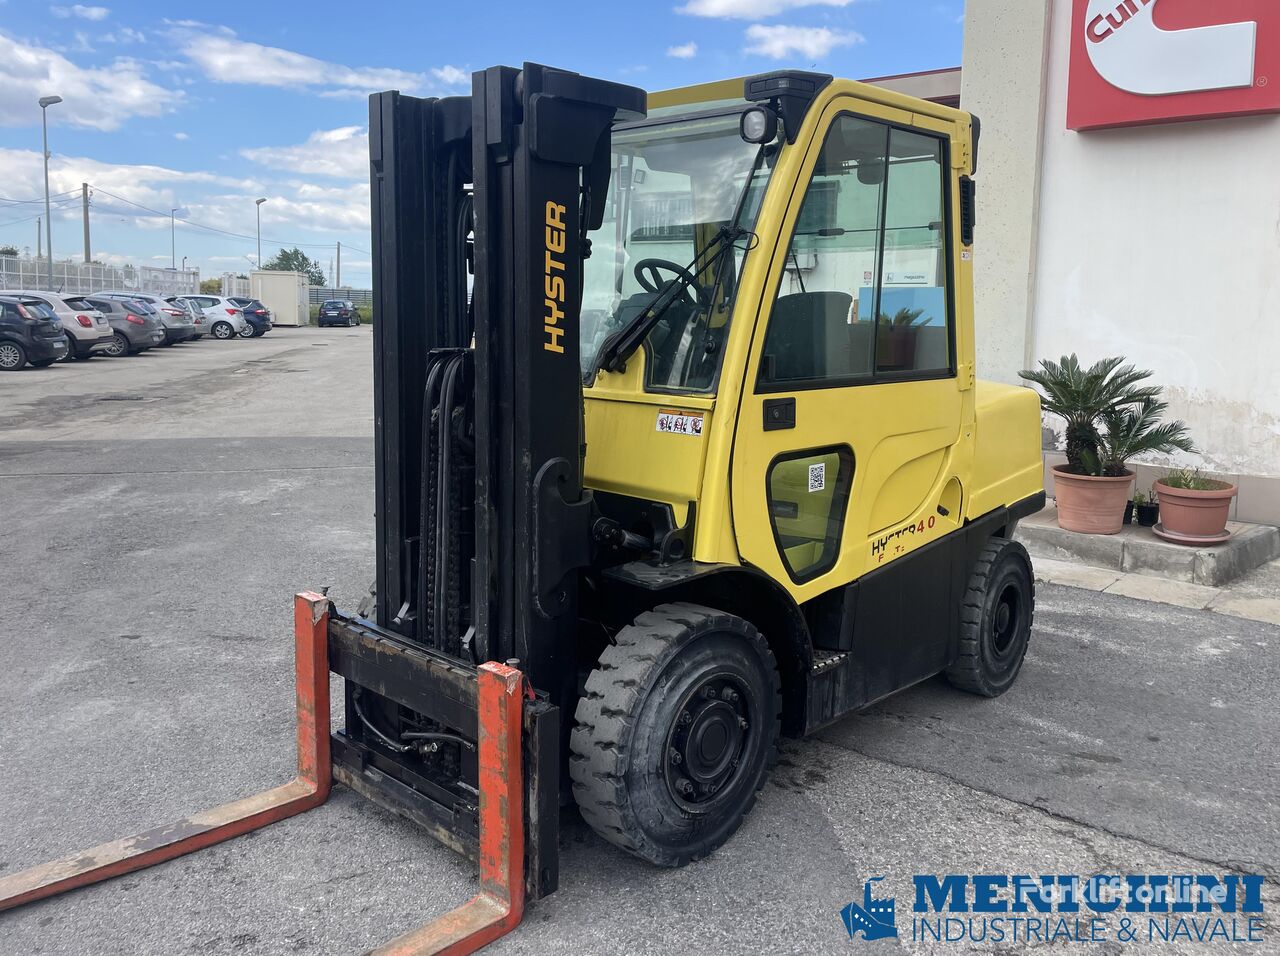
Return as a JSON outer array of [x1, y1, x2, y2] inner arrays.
[[1, 65, 1043, 953]]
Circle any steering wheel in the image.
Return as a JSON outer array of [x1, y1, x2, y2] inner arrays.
[[634, 258, 711, 310]]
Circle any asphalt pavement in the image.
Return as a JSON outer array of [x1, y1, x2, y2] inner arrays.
[[0, 327, 1276, 955]]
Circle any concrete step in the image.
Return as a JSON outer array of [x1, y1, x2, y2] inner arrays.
[[1016, 502, 1280, 587]]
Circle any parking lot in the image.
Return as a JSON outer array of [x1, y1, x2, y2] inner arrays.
[[1, 326, 1277, 955]]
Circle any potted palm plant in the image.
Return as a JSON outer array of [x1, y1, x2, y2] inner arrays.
[[1154, 469, 1237, 543], [1020, 356, 1190, 534]]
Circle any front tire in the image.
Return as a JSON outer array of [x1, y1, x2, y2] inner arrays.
[[945, 537, 1035, 697], [238, 325, 254, 338], [571, 603, 781, 867], [212, 321, 234, 339]]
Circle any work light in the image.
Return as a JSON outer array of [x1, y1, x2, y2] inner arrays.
[[740, 105, 779, 144]]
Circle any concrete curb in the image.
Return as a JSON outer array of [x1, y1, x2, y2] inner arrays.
[[1031, 557, 1280, 626]]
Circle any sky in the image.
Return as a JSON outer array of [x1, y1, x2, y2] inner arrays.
[[0, 0, 966, 288]]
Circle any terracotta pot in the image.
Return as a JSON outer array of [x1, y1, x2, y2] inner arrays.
[[1052, 465, 1134, 534], [1155, 480, 1237, 538]]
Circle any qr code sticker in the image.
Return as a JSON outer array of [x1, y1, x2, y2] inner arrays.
[[808, 462, 825, 493]]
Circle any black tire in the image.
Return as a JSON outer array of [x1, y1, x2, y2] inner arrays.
[[30, 358, 56, 368], [945, 537, 1035, 697], [571, 602, 781, 867], [212, 321, 234, 340], [238, 325, 255, 338], [0, 340, 28, 371]]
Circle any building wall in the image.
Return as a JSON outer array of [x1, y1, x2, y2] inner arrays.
[[960, 0, 1053, 385], [962, 0, 1280, 524], [1032, 0, 1280, 482]]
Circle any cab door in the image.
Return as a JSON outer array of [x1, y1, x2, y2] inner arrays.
[[730, 99, 965, 607]]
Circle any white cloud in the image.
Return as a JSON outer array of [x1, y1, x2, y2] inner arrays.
[[667, 42, 698, 59], [431, 65, 468, 86], [173, 131, 188, 140], [678, 0, 854, 20], [0, 33, 181, 130], [99, 26, 146, 44], [51, 4, 109, 20], [178, 29, 426, 96], [744, 24, 863, 59], [241, 127, 368, 181]]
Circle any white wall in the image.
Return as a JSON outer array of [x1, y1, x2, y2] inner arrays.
[[960, 0, 1053, 385], [1030, 0, 1280, 477]]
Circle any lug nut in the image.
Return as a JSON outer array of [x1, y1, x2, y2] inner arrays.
[[703, 686, 717, 699], [669, 748, 682, 766], [722, 688, 739, 703], [738, 718, 749, 730], [680, 711, 693, 725], [677, 778, 694, 796]]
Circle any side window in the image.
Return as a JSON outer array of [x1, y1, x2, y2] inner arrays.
[[875, 129, 951, 374], [767, 446, 854, 582], [759, 115, 887, 388], [757, 114, 954, 390]]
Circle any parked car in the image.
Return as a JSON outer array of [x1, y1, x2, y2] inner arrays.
[[164, 296, 209, 339], [180, 294, 252, 340], [85, 296, 166, 355], [0, 295, 70, 370], [318, 299, 362, 327], [93, 291, 197, 346], [6, 289, 114, 361], [227, 297, 273, 337]]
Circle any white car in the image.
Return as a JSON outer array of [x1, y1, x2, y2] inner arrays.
[[177, 294, 252, 340], [5, 289, 114, 360]]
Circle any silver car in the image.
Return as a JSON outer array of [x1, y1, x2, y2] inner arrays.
[[165, 296, 209, 339], [180, 294, 252, 340], [93, 291, 197, 346], [5, 289, 114, 361]]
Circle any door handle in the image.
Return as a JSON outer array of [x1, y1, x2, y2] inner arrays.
[[763, 397, 795, 431]]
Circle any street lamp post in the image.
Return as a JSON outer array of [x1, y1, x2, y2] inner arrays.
[[38, 95, 62, 290], [171, 208, 178, 269], [255, 198, 266, 271]]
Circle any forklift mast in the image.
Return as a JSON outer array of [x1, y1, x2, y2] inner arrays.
[[371, 61, 643, 668], [356, 64, 645, 890]]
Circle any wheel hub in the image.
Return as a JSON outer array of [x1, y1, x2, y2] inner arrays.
[[665, 677, 749, 807], [991, 584, 1021, 657]]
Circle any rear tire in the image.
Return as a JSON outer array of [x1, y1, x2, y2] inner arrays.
[[945, 537, 1035, 698], [238, 325, 254, 338], [0, 341, 28, 370], [103, 332, 130, 356], [571, 602, 780, 867], [212, 322, 234, 339]]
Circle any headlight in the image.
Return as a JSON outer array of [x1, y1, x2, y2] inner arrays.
[[740, 106, 779, 145]]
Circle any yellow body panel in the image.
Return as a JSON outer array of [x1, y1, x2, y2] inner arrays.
[[583, 75, 1043, 607]]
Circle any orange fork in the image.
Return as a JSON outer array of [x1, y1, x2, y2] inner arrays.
[[0, 593, 530, 956]]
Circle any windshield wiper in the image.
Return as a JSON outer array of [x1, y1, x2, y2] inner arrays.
[[591, 226, 746, 377], [587, 144, 768, 380]]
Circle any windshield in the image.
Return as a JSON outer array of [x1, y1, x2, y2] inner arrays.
[[582, 111, 771, 392]]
